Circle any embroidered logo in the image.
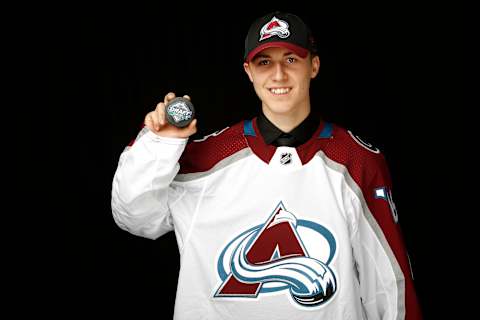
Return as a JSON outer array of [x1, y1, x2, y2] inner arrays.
[[214, 202, 338, 308], [259, 16, 290, 41]]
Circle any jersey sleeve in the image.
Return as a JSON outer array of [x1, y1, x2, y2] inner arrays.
[[111, 127, 188, 239], [350, 154, 422, 320]]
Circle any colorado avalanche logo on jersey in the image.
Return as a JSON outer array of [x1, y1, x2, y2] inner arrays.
[[214, 202, 338, 308], [259, 16, 290, 41]]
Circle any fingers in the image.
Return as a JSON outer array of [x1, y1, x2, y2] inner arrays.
[[144, 92, 195, 137], [164, 92, 176, 105], [144, 112, 154, 131], [144, 102, 166, 132], [145, 111, 160, 131], [164, 92, 192, 105], [155, 102, 166, 128]]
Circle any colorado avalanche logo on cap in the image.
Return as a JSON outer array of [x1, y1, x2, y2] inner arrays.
[[214, 201, 338, 308], [259, 16, 290, 41]]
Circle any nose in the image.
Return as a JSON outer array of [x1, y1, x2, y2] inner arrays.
[[272, 63, 287, 81]]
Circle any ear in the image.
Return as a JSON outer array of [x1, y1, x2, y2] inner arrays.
[[243, 62, 254, 82], [310, 55, 320, 79]]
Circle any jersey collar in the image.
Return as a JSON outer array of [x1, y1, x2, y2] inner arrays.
[[256, 110, 321, 147], [243, 116, 333, 165]]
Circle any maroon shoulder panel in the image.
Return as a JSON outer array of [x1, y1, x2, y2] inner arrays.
[[321, 126, 423, 318], [178, 121, 248, 174]]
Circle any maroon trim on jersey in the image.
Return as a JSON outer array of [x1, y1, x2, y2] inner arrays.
[[321, 127, 422, 319], [245, 117, 330, 165], [178, 117, 332, 174], [296, 121, 330, 165], [244, 117, 277, 164], [363, 160, 423, 319], [178, 122, 248, 174], [174, 116, 421, 316]]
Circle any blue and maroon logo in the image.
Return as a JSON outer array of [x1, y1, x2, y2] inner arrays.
[[214, 202, 338, 308]]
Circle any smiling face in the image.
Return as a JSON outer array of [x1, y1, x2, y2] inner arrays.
[[243, 47, 320, 119]]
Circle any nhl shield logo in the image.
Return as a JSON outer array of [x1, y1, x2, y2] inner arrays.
[[280, 152, 292, 165]]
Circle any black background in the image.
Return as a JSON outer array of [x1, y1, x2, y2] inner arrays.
[[41, 1, 461, 318]]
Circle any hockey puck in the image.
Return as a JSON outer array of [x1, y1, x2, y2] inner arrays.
[[165, 97, 195, 128]]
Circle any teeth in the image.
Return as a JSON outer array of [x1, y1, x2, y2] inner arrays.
[[269, 88, 290, 94]]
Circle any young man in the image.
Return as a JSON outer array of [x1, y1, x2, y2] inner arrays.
[[111, 11, 422, 319]]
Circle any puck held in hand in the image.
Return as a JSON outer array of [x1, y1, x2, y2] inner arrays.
[[165, 97, 195, 128]]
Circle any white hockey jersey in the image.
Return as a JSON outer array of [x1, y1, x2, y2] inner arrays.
[[111, 118, 422, 319]]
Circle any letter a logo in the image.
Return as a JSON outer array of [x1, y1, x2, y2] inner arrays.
[[214, 202, 338, 308]]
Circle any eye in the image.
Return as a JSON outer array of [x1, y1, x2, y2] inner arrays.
[[286, 57, 296, 64], [258, 59, 270, 66]]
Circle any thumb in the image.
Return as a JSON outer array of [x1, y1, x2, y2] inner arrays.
[[187, 119, 198, 135]]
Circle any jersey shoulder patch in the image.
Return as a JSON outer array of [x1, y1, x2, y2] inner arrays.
[[320, 125, 387, 189], [192, 126, 230, 143], [346, 130, 381, 154]]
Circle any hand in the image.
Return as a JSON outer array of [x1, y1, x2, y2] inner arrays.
[[144, 92, 198, 138]]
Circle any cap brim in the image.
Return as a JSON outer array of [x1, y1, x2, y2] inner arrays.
[[245, 42, 309, 62]]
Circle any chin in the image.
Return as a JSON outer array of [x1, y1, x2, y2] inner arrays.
[[264, 101, 296, 115]]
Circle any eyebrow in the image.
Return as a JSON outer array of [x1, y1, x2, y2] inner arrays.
[[252, 52, 295, 62]]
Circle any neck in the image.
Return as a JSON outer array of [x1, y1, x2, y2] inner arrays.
[[262, 102, 311, 133]]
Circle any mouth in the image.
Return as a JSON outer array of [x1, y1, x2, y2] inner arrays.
[[268, 87, 292, 96]]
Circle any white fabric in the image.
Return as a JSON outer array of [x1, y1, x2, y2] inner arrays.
[[111, 128, 403, 320]]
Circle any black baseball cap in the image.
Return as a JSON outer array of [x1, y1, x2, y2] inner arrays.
[[244, 11, 317, 62]]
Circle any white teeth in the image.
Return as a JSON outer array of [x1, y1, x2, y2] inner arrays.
[[269, 88, 290, 94]]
